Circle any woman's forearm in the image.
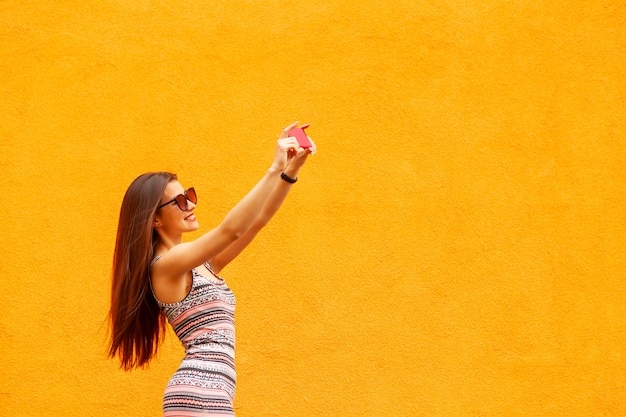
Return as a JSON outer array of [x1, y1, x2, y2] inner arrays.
[[255, 165, 302, 227], [209, 167, 301, 272], [219, 166, 282, 237]]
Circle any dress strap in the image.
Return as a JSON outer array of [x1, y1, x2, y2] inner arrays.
[[151, 255, 161, 266], [204, 261, 224, 281]]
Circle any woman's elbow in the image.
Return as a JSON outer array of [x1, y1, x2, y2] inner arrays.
[[221, 214, 267, 240], [219, 221, 246, 241]]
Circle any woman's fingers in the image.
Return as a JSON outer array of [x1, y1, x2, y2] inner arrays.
[[279, 122, 299, 139], [306, 137, 317, 155], [278, 137, 299, 150]]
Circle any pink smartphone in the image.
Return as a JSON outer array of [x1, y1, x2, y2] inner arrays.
[[289, 124, 312, 148]]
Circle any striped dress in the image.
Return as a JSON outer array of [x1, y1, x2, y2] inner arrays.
[[152, 257, 237, 416]]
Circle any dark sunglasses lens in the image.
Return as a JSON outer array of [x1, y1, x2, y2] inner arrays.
[[187, 188, 197, 204], [175, 194, 189, 211]]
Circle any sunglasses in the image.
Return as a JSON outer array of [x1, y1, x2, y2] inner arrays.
[[158, 187, 197, 211]]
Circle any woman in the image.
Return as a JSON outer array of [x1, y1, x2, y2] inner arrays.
[[108, 122, 315, 416]]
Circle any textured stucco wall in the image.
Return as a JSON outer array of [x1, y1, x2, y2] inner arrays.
[[1, 1, 625, 416]]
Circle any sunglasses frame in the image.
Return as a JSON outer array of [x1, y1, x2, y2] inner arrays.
[[158, 187, 197, 211]]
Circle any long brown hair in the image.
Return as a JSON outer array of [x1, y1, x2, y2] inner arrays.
[[108, 172, 177, 370]]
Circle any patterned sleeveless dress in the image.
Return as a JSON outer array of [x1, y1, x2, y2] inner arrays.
[[151, 257, 237, 416]]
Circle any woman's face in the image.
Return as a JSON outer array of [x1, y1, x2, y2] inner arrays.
[[155, 180, 199, 234]]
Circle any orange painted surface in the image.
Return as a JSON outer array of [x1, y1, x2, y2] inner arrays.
[[1, 1, 625, 416]]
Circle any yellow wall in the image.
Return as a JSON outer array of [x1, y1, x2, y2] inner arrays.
[[1, 1, 624, 416]]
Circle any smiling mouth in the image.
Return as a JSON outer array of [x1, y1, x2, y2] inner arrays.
[[185, 213, 196, 221]]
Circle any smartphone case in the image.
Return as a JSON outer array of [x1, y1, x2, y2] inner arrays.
[[289, 124, 312, 148]]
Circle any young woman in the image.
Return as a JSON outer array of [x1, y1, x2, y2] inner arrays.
[[108, 122, 315, 416]]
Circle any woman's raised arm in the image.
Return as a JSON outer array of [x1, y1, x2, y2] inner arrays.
[[154, 123, 310, 278], [210, 135, 315, 273]]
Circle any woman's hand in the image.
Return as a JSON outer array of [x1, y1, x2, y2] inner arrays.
[[285, 134, 315, 173], [270, 122, 316, 172]]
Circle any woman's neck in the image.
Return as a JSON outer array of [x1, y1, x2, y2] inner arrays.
[[155, 233, 183, 252]]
